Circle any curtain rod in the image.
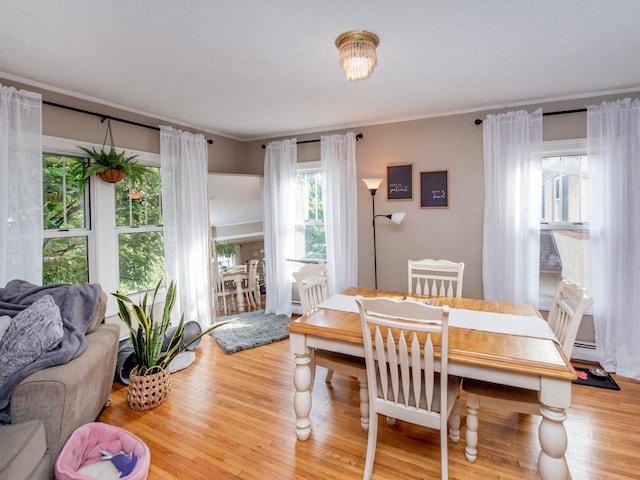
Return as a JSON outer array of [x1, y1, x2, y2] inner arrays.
[[474, 108, 587, 125], [261, 132, 363, 149], [42, 100, 214, 144]]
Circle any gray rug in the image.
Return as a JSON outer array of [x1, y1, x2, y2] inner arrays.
[[212, 310, 292, 354]]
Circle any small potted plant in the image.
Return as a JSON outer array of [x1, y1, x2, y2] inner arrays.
[[78, 145, 146, 185], [113, 279, 225, 410]]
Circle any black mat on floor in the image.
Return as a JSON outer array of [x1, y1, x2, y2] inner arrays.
[[572, 367, 620, 390]]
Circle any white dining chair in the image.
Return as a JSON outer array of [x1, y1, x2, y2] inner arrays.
[[462, 279, 592, 462], [355, 295, 461, 480], [408, 259, 465, 297], [292, 263, 370, 431], [213, 272, 235, 315], [241, 259, 260, 308]]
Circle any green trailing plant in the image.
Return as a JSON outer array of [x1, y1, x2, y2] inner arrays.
[[113, 279, 225, 376], [78, 145, 146, 184], [215, 241, 237, 258]]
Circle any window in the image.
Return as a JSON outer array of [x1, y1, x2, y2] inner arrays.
[[42, 136, 163, 310], [115, 168, 164, 293], [540, 139, 590, 309], [294, 162, 326, 261], [42, 154, 90, 284]]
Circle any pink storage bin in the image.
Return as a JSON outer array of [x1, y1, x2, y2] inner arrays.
[[55, 422, 150, 480]]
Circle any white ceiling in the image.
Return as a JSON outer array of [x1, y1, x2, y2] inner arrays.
[[2, 1, 640, 141]]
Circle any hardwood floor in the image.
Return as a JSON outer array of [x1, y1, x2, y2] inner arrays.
[[98, 334, 640, 479]]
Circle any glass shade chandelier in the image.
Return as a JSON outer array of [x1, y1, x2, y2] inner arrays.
[[335, 30, 380, 81]]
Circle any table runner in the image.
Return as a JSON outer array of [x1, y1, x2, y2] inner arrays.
[[317, 294, 557, 341]]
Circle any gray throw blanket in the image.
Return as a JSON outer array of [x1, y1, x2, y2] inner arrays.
[[0, 279, 100, 423]]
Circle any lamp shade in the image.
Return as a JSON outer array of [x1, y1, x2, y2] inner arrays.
[[390, 212, 406, 224], [362, 178, 384, 191]]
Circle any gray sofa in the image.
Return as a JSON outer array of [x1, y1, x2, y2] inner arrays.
[[0, 285, 119, 480]]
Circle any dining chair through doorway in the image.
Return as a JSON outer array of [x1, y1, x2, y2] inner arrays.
[[355, 295, 461, 480], [292, 263, 370, 431], [461, 279, 592, 462]]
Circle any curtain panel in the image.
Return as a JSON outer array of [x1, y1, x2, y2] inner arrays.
[[160, 126, 212, 328], [321, 132, 358, 294], [588, 98, 640, 379], [263, 139, 297, 316], [0, 85, 42, 286], [482, 109, 542, 305]]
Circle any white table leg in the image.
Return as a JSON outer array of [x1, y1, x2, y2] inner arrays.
[[538, 405, 571, 480], [293, 350, 312, 441], [234, 279, 245, 312]]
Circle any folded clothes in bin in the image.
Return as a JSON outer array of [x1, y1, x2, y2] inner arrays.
[[55, 422, 150, 480]]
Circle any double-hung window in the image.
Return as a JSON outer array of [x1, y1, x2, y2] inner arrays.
[[294, 162, 326, 262], [42, 136, 164, 308], [539, 139, 590, 310]]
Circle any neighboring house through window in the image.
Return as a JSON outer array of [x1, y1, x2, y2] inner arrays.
[[540, 138, 590, 310]]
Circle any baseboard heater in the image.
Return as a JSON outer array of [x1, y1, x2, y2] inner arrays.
[[571, 341, 598, 363]]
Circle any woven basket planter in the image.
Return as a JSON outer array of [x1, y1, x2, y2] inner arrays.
[[127, 366, 172, 411], [98, 168, 125, 183]]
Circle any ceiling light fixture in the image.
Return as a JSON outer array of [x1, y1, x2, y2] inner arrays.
[[335, 30, 380, 81]]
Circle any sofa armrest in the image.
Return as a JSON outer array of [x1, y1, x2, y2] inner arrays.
[[10, 323, 120, 461]]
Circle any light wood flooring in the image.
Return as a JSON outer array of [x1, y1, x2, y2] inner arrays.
[[98, 331, 640, 479]]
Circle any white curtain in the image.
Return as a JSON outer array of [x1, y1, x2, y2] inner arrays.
[[588, 98, 640, 379], [321, 132, 358, 294], [0, 85, 42, 286], [482, 109, 542, 305], [263, 139, 296, 316], [160, 126, 212, 328]]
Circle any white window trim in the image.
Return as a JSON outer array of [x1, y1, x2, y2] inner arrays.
[[539, 138, 592, 314], [43, 135, 164, 315]]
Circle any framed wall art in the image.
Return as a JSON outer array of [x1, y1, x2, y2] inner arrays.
[[420, 170, 448, 208], [386, 164, 413, 200]]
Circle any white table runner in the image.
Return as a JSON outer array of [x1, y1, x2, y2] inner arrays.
[[317, 294, 557, 341]]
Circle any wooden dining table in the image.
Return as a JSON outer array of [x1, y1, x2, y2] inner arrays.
[[286, 287, 577, 480]]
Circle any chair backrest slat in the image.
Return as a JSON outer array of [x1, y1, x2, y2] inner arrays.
[[408, 259, 465, 298]]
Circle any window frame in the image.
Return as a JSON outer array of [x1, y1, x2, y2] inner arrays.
[[539, 138, 591, 313], [294, 161, 327, 262], [42, 135, 163, 315]]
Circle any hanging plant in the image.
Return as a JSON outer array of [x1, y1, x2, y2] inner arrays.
[[215, 242, 237, 258], [79, 145, 145, 185], [78, 119, 145, 185]]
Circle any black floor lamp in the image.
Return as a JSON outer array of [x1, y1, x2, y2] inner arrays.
[[363, 178, 406, 289]]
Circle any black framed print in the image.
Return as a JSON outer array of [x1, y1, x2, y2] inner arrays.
[[420, 170, 448, 208], [386, 164, 413, 200]]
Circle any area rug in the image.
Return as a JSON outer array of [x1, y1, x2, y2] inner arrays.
[[212, 310, 292, 354], [572, 367, 620, 390]]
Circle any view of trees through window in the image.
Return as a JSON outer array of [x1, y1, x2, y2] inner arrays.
[[295, 167, 326, 261], [42, 152, 164, 294], [43, 154, 89, 284], [115, 168, 165, 293]]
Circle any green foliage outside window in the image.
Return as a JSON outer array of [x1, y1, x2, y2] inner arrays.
[[296, 170, 326, 260], [42, 155, 89, 284], [115, 168, 165, 294]]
